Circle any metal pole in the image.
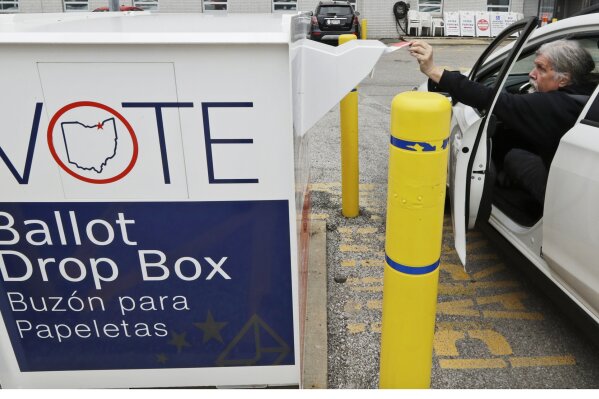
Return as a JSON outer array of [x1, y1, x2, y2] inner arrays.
[[109, 0, 119, 11], [379, 91, 451, 388], [339, 33, 359, 218]]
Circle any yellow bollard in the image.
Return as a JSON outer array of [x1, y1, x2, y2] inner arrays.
[[360, 19, 368, 40], [339, 34, 359, 218], [379, 92, 451, 388]]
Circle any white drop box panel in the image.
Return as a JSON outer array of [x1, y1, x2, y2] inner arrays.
[[0, 12, 389, 388]]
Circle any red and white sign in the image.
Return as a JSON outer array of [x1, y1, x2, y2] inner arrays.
[[475, 12, 491, 37]]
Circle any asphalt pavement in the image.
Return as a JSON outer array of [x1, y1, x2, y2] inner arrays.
[[307, 42, 599, 389]]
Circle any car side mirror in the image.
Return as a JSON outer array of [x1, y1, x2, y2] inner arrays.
[[309, 11, 314, 16], [355, 11, 360, 16]]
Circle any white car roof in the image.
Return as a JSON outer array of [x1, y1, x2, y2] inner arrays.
[[485, 13, 599, 64]]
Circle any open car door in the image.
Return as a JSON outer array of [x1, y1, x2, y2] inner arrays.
[[450, 17, 538, 266]]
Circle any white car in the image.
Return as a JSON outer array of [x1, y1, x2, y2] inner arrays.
[[434, 14, 599, 337]]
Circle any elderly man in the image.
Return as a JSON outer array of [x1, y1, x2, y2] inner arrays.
[[409, 39, 596, 206]]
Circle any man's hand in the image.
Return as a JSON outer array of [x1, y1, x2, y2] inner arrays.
[[409, 40, 445, 83]]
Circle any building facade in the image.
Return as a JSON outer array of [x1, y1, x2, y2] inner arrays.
[[1, 1, 596, 38]]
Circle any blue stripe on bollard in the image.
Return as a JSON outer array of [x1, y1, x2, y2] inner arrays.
[[390, 136, 439, 152], [385, 254, 440, 275]]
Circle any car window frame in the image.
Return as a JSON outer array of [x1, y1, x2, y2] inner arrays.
[[475, 32, 599, 88]]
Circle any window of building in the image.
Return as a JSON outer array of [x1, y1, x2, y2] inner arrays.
[[63, 0, 88, 12], [204, 0, 227, 12], [0, 0, 18, 12], [488, 0, 510, 12], [273, 0, 297, 12], [134, 0, 159, 11], [418, 0, 442, 13]]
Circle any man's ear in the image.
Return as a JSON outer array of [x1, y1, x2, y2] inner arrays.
[[558, 72, 571, 87]]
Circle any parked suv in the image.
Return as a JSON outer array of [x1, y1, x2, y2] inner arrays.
[[310, 1, 361, 43]]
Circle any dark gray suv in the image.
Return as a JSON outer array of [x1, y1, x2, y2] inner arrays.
[[310, 1, 361, 44]]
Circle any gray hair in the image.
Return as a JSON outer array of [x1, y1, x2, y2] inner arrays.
[[537, 39, 595, 85]]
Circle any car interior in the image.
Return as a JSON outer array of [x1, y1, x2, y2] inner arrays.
[[471, 35, 599, 227]]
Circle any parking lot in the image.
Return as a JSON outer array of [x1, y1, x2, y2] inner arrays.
[[307, 42, 599, 388]]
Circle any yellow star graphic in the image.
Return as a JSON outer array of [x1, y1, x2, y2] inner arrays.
[[168, 330, 191, 353], [156, 353, 168, 364], [194, 311, 228, 344]]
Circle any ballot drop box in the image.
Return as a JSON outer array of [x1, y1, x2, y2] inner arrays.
[[0, 12, 389, 388]]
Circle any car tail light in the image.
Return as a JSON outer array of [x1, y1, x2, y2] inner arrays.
[[353, 16, 359, 25], [311, 16, 318, 26]]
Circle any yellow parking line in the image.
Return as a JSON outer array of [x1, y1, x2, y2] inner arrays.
[[477, 292, 528, 310], [338, 227, 353, 234], [439, 281, 520, 296], [438, 284, 476, 296], [309, 213, 329, 220], [482, 310, 544, 320], [472, 265, 507, 279], [350, 286, 383, 293], [370, 323, 382, 333], [340, 244, 369, 252], [348, 277, 382, 285], [362, 259, 385, 267], [367, 300, 382, 309], [468, 330, 513, 355], [509, 355, 576, 368], [472, 281, 520, 290], [437, 299, 480, 317], [344, 301, 362, 313], [341, 260, 356, 267], [440, 263, 471, 281], [359, 184, 376, 191], [467, 240, 491, 250], [437, 321, 494, 331], [370, 215, 383, 221], [309, 182, 340, 190], [347, 323, 366, 334], [434, 330, 465, 356], [468, 253, 500, 261], [357, 227, 378, 234], [439, 358, 507, 369]]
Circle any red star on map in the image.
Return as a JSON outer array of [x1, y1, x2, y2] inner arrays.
[[96, 122, 104, 129]]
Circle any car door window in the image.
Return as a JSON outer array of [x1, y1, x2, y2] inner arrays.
[[477, 36, 599, 91]]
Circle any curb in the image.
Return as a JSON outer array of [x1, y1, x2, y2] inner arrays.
[[302, 220, 328, 389]]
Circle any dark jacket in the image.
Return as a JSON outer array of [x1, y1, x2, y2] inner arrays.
[[435, 70, 595, 167]]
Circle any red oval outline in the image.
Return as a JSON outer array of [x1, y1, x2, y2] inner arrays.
[[47, 101, 138, 184]]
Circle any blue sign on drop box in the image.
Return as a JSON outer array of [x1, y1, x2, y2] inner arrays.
[[0, 200, 294, 372]]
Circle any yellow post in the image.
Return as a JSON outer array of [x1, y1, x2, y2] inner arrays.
[[379, 92, 451, 388], [360, 19, 368, 39], [339, 33, 359, 218]]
